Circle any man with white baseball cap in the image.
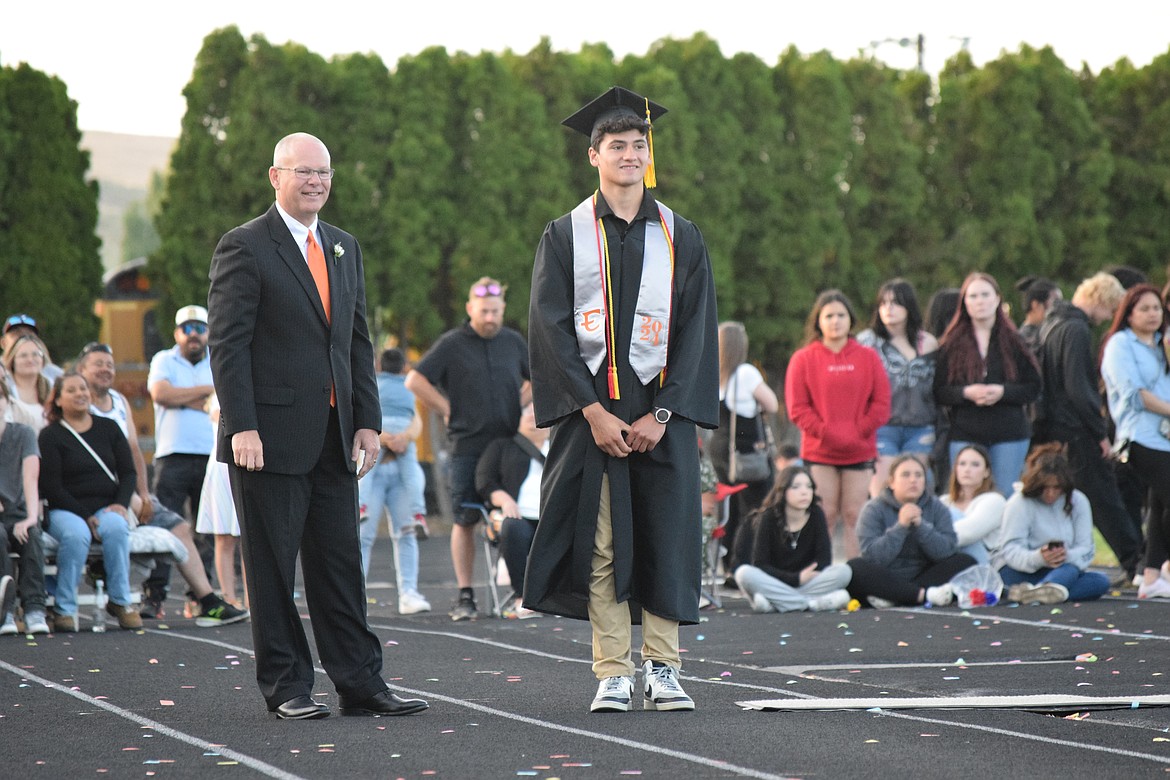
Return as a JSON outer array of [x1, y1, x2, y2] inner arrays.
[[144, 304, 216, 617]]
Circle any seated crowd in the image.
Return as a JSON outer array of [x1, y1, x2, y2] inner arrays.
[[1, 313, 247, 634]]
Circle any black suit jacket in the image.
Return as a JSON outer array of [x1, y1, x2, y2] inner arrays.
[[208, 204, 380, 475]]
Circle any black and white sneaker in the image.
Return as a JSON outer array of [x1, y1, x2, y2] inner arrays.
[[449, 596, 478, 622], [195, 596, 249, 627], [590, 675, 634, 712], [642, 661, 694, 711]]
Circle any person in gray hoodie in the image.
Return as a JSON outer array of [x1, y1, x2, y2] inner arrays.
[[847, 454, 976, 607]]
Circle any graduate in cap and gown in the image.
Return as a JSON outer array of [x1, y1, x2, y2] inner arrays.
[[526, 86, 719, 712]]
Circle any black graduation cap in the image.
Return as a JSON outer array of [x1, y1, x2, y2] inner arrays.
[[562, 86, 667, 187]]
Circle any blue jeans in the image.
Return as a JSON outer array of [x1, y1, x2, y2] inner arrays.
[[950, 438, 1030, 497], [47, 508, 133, 616], [999, 562, 1110, 602], [876, 424, 935, 456], [358, 451, 426, 593]]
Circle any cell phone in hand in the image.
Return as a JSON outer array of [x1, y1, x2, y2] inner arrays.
[[1046, 540, 1065, 550]]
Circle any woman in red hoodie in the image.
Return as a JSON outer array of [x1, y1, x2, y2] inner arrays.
[[785, 290, 891, 559]]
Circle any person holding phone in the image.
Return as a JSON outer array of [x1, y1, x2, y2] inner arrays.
[[994, 443, 1109, 604]]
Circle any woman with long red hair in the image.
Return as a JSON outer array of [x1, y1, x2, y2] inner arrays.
[[934, 273, 1041, 495]]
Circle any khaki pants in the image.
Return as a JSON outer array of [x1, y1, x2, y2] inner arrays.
[[589, 473, 680, 679]]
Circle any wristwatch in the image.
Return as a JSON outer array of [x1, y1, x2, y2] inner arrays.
[[653, 407, 672, 424]]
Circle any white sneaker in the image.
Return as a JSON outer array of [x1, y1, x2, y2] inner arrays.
[[0, 612, 16, 636], [925, 584, 954, 607], [867, 595, 895, 609], [1138, 577, 1170, 599], [807, 589, 851, 612], [591, 675, 634, 713], [23, 610, 49, 634], [1028, 582, 1069, 604], [642, 660, 694, 711], [398, 590, 432, 615], [750, 592, 773, 613], [0, 575, 13, 620]]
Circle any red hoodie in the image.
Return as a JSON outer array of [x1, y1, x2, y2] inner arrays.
[[785, 338, 891, 465]]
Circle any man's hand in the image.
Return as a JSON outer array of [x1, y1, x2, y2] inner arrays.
[[233, 429, 265, 472], [136, 492, 155, 525], [353, 428, 379, 479], [13, 517, 36, 544], [385, 431, 411, 454], [582, 403, 632, 458], [626, 413, 667, 453]]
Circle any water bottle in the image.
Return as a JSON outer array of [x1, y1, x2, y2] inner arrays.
[[92, 579, 107, 633]]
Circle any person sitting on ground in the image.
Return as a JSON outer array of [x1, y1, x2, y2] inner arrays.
[[78, 342, 248, 626], [0, 380, 49, 634], [995, 443, 1110, 605], [847, 454, 976, 608], [3, 334, 53, 432], [475, 401, 547, 619], [38, 372, 141, 631], [940, 444, 1006, 564], [732, 465, 852, 613]]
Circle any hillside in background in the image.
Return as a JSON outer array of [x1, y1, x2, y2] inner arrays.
[[82, 130, 174, 272]]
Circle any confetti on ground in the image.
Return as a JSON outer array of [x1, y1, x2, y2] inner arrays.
[[159, 700, 174, 706]]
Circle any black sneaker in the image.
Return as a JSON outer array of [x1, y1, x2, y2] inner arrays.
[[449, 596, 478, 622], [195, 596, 249, 627]]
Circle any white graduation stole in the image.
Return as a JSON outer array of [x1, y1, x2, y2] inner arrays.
[[571, 193, 675, 399]]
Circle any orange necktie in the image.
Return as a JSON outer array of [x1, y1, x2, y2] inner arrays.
[[306, 231, 335, 406], [306, 231, 331, 322]]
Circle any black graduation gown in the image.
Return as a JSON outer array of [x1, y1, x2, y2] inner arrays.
[[524, 189, 719, 625]]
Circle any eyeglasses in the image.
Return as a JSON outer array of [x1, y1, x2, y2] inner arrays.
[[80, 342, 113, 357], [4, 313, 36, 330], [473, 283, 502, 298], [274, 167, 335, 180], [180, 322, 208, 336]]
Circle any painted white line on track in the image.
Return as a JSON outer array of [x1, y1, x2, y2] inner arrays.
[[146, 622, 1170, 772], [0, 658, 308, 780], [888, 607, 1170, 641], [881, 709, 1170, 764], [145, 629, 795, 779]]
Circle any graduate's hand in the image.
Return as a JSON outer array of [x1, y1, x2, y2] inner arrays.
[[582, 402, 632, 457], [626, 413, 666, 453]]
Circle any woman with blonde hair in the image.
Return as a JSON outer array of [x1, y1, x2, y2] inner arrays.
[[3, 334, 53, 431]]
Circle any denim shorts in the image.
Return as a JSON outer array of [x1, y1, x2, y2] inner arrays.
[[875, 424, 935, 457]]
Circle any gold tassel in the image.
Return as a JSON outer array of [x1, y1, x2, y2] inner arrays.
[[643, 98, 657, 189]]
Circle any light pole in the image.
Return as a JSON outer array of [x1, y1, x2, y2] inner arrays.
[[869, 34, 926, 72]]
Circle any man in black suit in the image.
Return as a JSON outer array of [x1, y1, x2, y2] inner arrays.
[[208, 132, 427, 720]]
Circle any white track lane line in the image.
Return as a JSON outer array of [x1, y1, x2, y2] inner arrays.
[[149, 623, 1170, 770], [886, 606, 1170, 641], [0, 658, 309, 780]]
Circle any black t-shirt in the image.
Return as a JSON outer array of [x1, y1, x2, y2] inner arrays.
[[415, 323, 530, 456]]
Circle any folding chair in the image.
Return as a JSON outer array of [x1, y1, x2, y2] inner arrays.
[[701, 482, 748, 609], [459, 502, 505, 618]]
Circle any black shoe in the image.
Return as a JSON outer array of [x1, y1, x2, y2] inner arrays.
[[339, 690, 429, 717], [272, 695, 330, 720], [449, 596, 477, 622], [195, 595, 249, 627]]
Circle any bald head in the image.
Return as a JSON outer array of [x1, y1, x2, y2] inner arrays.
[[269, 133, 332, 227]]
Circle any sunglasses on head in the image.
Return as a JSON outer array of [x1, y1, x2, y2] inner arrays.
[[472, 283, 502, 298], [80, 342, 113, 357], [5, 314, 36, 329], [180, 322, 208, 336]]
